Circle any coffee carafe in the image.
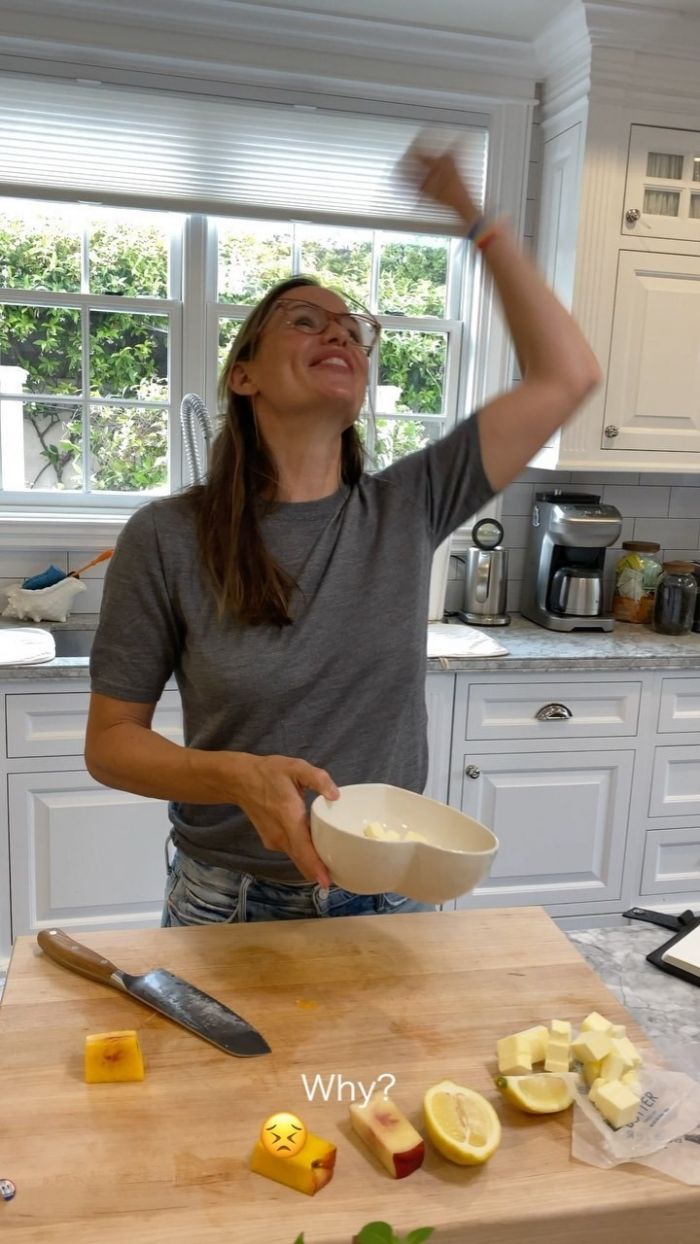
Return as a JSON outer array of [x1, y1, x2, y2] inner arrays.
[[458, 518, 510, 627], [520, 492, 622, 632]]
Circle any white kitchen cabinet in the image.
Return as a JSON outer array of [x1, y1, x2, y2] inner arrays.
[[453, 748, 634, 908], [424, 672, 455, 803], [602, 250, 700, 454], [640, 825, 700, 896], [535, 19, 700, 472], [8, 768, 170, 936], [623, 125, 700, 245], [6, 688, 183, 758], [463, 678, 640, 742]]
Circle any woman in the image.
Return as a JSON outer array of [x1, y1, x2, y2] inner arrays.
[[85, 148, 601, 926]]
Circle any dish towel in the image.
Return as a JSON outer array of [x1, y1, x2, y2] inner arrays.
[[427, 622, 509, 659], [0, 627, 56, 665]]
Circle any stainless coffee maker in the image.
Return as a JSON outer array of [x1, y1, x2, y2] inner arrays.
[[458, 518, 510, 626], [520, 492, 622, 632]]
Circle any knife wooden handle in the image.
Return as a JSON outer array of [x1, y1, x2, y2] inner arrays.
[[37, 928, 122, 987]]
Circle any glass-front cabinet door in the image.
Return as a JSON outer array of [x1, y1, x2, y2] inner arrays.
[[623, 125, 700, 243]]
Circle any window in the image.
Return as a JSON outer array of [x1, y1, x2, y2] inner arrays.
[[214, 219, 471, 470], [0, 199, 182, 501]]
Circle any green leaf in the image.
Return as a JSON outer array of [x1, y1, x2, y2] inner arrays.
[[355, 1224, 396, 1244], [404, 1230, 435, 1244], [292, 1235, 304, 1244]]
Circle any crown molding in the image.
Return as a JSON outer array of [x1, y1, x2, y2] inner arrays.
[[0, 0, 537, 103]]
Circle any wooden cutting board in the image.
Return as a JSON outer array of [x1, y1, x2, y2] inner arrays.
[[0, 907, 697, 1243]]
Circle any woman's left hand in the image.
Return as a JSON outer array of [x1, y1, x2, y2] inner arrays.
[[403, 140, 480, 228]]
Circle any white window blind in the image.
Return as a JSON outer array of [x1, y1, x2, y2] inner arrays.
[[0, 75, 488, 234]]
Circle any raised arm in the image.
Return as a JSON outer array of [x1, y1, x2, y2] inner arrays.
[[409, 145, 602, 492]]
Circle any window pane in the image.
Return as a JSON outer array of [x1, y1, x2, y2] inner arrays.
[[89, 209, 170, 297], [90, 311, 168, 400], [218, 219, 292, 303], [218, 316, 242, 371], [0, 401, 82, 492], [378, 233, 448, 316], [90, 404, 168, 492], [0, 304, 81, 394], [360, 415, 444, 471], [646, 152, 683, 180], [643, 188, 680, 217], [297, 224, 371, 306], [378, 330, 447, 415], [0, 201, 81, 292], [691, 194, 700, 220], [694, 158, 700, 183]]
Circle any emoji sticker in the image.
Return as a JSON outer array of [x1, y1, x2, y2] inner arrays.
[[260, 1112, 307, 1158]]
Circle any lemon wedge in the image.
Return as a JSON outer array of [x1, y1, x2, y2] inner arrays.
[[423, 1080, 501, 1165], [495, 1073, 573, 1114]]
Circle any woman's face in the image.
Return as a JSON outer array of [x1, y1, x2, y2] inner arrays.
[[231, 286, 371, 425]]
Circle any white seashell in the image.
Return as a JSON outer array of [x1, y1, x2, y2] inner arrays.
[[2, 577, 87, 622]]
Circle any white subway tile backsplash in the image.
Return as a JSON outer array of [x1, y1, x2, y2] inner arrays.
[[669, 487, 700, 519], [67, 550, 113, 577], [603, 484, 670, 518], [506, 547, 526, 580], [0, 552, 68, 580], [501, 482, 535, 516], [571, 472, 639, 485], [501, 515, 531, 548], [634, 517, 700, 546], [659, 549, 700, 564]]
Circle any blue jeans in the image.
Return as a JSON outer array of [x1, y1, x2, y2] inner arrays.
[[161, 845, 434, 926]]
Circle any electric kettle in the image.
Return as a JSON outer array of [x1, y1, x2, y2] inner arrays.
[[459, 519, 510, 626]]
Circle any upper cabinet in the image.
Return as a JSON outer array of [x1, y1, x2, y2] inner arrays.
[[623, 126, 700, 245], [534, 7, 700, 473]]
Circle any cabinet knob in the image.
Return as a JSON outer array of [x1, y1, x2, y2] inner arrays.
[[535, 702, 573, 721], [604, 424, 619, 439], [625, 207, 641, 226], [465, 764, 481, 779]]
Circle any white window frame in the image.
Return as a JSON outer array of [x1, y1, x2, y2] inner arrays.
[[0, 97, 532, 548]]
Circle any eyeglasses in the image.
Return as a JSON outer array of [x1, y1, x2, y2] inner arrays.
[[266, 299, 381, 355]]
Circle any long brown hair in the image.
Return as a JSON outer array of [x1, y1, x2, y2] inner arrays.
[[193, 276, 366, 627]]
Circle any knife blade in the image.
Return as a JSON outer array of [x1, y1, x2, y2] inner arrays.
[[37, 928, 270, 1057]]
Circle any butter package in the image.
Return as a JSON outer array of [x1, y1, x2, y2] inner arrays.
[[570, 1065, 700, 1184]]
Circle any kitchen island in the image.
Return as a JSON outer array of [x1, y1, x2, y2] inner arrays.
[[1, 907, 698, 1243]]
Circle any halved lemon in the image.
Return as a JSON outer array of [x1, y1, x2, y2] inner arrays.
[[495, 1073, 573, 1114], [423, 1080, 501, 1165]]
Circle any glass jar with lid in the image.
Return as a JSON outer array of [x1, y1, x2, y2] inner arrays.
[[612, 541, 662, 624], [653, 562, 698, 636]]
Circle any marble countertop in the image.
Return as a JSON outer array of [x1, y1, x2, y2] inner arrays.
[[427, 613, 700, 673], [0, 612, 698, 680], [568, 927, 699, 1050]]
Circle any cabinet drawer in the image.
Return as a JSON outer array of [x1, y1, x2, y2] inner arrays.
[[649, 745, 700, 818], [657, 678, 700, 734], [6, 690, 183, 757], [465, 680, 641, 741], [641, 826, 700, 895]]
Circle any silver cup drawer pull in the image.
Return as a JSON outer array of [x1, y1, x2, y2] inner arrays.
[[535, 702, 573, 721], [465, 764, 481, 779]]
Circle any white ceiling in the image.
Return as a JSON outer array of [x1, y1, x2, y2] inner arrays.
[[230, 0, 700, 41]]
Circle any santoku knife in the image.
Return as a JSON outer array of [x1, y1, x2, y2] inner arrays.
[[37, 927, 270, 1057]]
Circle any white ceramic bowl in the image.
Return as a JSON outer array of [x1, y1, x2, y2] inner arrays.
[[310, 783, 498, 905]]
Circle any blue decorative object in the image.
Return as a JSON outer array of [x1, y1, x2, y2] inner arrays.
[[21, 565, 67, 590]]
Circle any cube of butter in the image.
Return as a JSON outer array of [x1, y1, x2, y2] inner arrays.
[[583, 1059, 602, 1088], [600, 1049, 628, 1082], [580, 1011, 614, 1034], [363, 822, 386, 839], [590, 1080, 640, 1129], [613, 1035, 642, 1069], [518, 1025, 549, 1063], [610, 1023, 627, 1039], [497, 1035, 533, 1076], [544, 1045, 570, 1074], [621, 1069, 641, 1094], [571, 1030, 613, 1064], [404, 830, 429, 844], [550, 1019, 572, 1040]]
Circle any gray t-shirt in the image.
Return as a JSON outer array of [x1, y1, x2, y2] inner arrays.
[[90, 414, 493, 882]]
